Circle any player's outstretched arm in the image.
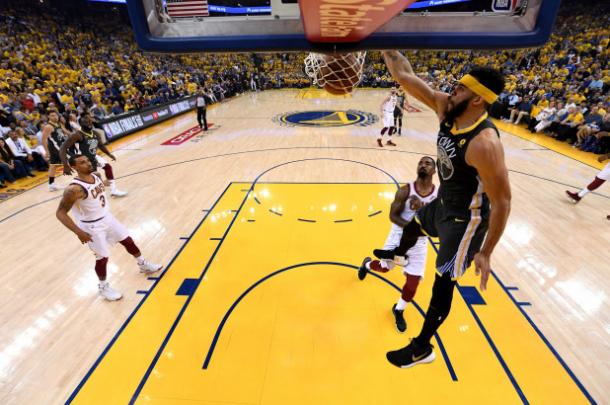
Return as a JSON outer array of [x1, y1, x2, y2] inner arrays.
[[56, 185, 92, 244], [59, 132, 82, 175], [95, 132, 116, 161], [466, 130, 511, 290], [382, 51, 448, 117]]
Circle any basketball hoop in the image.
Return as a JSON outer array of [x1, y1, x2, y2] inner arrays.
[[304, 52, 367, 95]]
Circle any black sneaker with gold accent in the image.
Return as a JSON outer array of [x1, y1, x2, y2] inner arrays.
[[386, 339, 435, 368]]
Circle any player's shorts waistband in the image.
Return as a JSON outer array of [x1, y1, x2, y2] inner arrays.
[[81, 216, 105, 223]]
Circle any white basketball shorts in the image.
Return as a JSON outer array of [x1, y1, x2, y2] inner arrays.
[[78, 213, 129, 259], [383, 112, 394, 128], [382, 224, 428, 277], [597, 162, 610, 181]]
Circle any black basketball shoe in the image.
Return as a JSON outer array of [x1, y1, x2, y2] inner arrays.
[[392, 304, 407, 333], [358, 257, 371, 280], [373, 249, 394, 260], [386, 339, 435, 368]]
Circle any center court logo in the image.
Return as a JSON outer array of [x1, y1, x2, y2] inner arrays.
[[274, 110, 377, 127]]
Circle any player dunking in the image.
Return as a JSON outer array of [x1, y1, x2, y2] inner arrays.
[[382, 51, 511, 368], [566, 153, 610, 219], [358, 156, 437, 332], [41, 110, 70, 192], [60, 113, 127, 197], [378, 88, 398, 147], [55, 154, 162, 301]]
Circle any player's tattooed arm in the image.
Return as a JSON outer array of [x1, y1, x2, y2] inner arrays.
[[382, 51, 448, 118], [56, 185, 92, 244], [389, 185, 411, 228]]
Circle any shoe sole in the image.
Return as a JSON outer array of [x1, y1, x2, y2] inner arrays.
[[140, 265, 164, 274], [400, 351, 436, 368], [100, 294, 123, 301]]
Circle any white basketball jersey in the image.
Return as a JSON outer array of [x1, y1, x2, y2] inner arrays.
[[400, 181, 438, 222], [383, 95, 397, 113], [70, 173, 109, 221]]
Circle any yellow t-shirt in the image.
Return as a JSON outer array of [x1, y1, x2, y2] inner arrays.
[[573, 94, 586, 103], [567, 113, 584, 124]]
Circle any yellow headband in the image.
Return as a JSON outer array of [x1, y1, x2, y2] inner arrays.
[[459, 74, 499, 104]]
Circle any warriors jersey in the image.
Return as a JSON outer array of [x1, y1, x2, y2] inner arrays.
[[70, 173, 109, 221], [436, 112, 498, 219], [76, 130, 100, 169], [394, 94, 405, 114], [47, 123, 68, 153]]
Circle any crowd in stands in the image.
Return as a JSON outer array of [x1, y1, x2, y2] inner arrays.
[[0, 0, 608, 189]]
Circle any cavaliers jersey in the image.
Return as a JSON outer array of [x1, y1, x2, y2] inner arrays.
[[383, 95, 397, 113], [400, 181, 438, 222], [76, 130, 99, 169], [70, 173, 109, 221], [436, 113, 498, 219], [47, 123, 68, 153]]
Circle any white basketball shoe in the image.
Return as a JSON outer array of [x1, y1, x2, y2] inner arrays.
[[138, 259, 163, 274], [98, 281, 123, 301]]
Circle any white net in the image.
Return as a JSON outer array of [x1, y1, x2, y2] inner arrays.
[[304, 52, 367, 93]]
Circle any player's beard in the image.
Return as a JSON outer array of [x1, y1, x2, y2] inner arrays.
[[445, 97, 471, 124], [417, 168, 428, 179]]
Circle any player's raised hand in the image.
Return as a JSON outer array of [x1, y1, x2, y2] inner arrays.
[[473, 252, 492, 291]]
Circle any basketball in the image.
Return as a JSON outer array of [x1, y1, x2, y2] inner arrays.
[[320, 53, 361, 95]]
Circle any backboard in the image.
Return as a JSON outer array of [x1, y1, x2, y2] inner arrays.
[[127, 0, 561, 53]]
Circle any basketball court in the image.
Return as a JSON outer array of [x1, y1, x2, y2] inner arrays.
[[1, 0, 609, 403], [0, 89, 607, 404]]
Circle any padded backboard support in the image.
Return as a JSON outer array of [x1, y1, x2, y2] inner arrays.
[[126, 0, 561, 53]]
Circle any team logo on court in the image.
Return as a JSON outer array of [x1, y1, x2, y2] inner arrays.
[[274, 110, 376, 127]]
